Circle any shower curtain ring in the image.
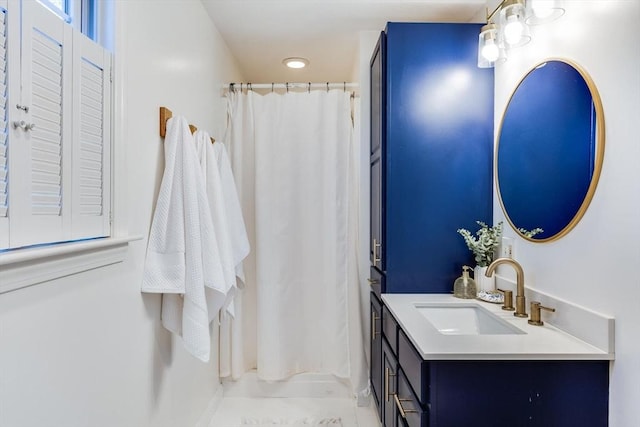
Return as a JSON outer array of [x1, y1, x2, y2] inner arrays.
[[286, 82, 289, 93], [326, 82, 329, 92], [272, 83, 274, 93], [308, 82, 311, 93], [343, 82, 346, 92]]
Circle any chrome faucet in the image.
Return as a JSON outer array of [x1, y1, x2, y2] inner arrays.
[[485, 258, 528, 318]]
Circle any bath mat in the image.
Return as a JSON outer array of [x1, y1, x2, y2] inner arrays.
[[240, 417, 342, 426]]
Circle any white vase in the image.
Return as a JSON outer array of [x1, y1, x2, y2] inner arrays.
[[474, 265, 496, 293]]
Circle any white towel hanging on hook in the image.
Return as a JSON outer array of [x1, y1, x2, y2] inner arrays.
[[142, 116, 225, 362]]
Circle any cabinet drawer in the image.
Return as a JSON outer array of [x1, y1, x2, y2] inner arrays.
[[382, 304, 398, 354], [398, 329, 429, 405], [396, 369, 428, 427], [369, 266, 385, 298]]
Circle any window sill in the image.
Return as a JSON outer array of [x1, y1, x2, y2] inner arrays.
[[0, 235, 142, 294]]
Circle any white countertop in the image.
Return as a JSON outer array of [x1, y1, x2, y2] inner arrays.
[[382, 293, 614, 361]]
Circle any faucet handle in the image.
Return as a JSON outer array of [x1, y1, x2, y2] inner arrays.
[[528, 301, 556, 326], [497, 288, 515, 311]]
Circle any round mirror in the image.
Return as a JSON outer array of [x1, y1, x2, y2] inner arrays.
[[496, 59, 605, 242]]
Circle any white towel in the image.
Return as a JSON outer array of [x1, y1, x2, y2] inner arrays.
[[194, 130, 237, 321], [142, 116, 225, 362], [213, 142, 250, 319], [213, 142, 250, 285], [141, 117, 186, 294]]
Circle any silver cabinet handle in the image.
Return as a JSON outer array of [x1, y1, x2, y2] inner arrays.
[[373, 238, 382, 267], [371, 310, 380, 340], [385, 366, 396, 402], [16, 104, 29, 112], [13, 120, 35, 131]]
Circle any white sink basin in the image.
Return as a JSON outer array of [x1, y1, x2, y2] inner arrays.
[[415, 303, 525, 335]]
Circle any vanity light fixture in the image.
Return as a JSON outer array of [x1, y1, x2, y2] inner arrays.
[[526, 0, 565, 25], [282, 57, 309, 69], [500, 0, 531, 47], [477, 0, 565, 68], [477, 23, 505, 68]]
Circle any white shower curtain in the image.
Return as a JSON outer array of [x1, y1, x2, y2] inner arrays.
[[221, 89, 368, 398]]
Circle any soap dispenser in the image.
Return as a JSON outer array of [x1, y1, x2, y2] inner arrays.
[[453, 265, 477, 299]]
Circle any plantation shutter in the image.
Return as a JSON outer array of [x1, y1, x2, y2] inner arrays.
[[0, 1, 9, 249], [71, 32, 111, 239], [9, 0, 72, 248], [0, 1, 112, 251]]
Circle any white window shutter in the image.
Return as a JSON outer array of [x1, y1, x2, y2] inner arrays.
[[0, 1, 9, 249], [9, 0, 72, 248], [71, 31, 111, 239]]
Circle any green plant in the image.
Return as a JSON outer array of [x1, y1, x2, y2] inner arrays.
[[457, 221, 503, 267], [518, 227, 544, 238]]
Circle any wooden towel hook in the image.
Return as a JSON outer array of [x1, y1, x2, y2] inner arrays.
[[159, 106, 215, 144], [159, 106, 172, 138]]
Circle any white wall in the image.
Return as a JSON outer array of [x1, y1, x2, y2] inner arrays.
[[0, 2, 243, 426], [493, 2, 640, 425]]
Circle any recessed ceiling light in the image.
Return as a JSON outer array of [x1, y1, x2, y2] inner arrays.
[[283, 57, 309, 69]]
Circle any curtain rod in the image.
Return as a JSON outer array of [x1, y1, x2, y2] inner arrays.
[[226, 82, 359, 91]]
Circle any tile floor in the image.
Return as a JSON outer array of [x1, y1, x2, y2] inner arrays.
[[209, 397, 381, 427]]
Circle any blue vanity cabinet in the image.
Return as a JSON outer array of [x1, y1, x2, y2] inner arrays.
[[370, 22, 493, 424], [381, 307, 610, 427], [371, 292, 383, 419], [369, 22, 494, 294]]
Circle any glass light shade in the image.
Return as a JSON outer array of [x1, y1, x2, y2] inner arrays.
[[499, 0, 531, 48], [477, 24, 505, 68], [282, 57, 309, 69], [526, 0, 565, 25]]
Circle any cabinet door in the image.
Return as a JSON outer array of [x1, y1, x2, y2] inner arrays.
[[532, 361, 609, 427], [382, 339, 398, 427], [370, 293, 383, 419], [430, 361, 532, 427], [370, 31, 386, 271], [370, 152, 383, 270]]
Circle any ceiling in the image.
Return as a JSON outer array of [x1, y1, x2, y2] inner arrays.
[[201, 0, 488, 83]]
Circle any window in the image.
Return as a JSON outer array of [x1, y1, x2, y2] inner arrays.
[[0, 0, 112, 252], [38, 0, 98, 41]]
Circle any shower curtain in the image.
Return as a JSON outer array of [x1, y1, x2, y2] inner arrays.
[[221, 88, 368, 399]]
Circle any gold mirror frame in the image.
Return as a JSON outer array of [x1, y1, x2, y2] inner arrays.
[[495, 58, 605, 243]]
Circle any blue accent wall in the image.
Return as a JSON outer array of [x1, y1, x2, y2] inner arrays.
[[380, 23, 494, 293]]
